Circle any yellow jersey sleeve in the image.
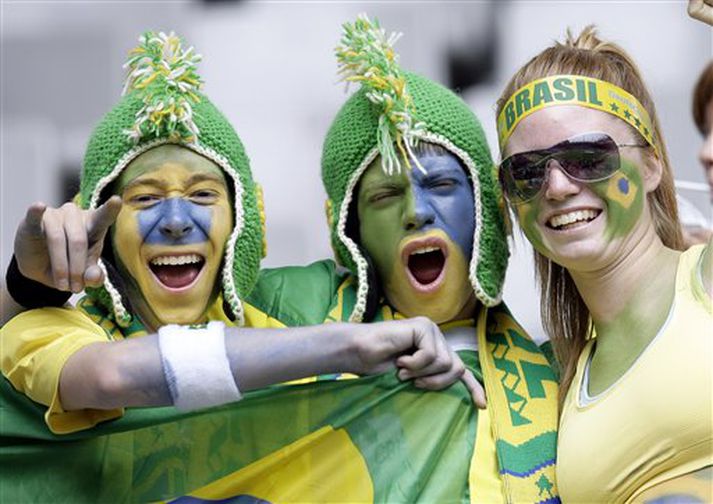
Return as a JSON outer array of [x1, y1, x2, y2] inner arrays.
[[1, 307, 123, 434]]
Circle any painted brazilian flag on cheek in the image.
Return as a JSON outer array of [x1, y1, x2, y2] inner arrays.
[[605, 171, 638, 210]]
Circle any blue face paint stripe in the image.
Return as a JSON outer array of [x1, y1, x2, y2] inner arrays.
[[409, 154, 475, 261], [138, 197, 213, 245]]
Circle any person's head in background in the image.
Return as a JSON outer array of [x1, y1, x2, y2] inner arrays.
[[496, 26, 684, 404], [692, 61, 713, 200]]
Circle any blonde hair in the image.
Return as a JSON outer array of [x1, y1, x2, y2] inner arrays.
[[496, 26, 684, 410]]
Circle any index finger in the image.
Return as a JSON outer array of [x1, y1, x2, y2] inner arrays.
[[461, 370, 487, 409], [88, 196, 122, 239], [23, 202, 47, 234]]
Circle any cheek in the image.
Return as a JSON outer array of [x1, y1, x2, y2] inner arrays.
[[211, 202, 233, 244], [435, 191, 474, 256], [112, 210, 147, 277], [516, 201, 547, 253], [113, 210, 142, 253], [359, 209, 401, 273]]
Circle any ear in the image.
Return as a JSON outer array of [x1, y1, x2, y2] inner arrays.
[[641, 150, 663, 193], [255, 184, 267, 258]]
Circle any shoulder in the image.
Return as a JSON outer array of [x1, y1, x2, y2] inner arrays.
[[678, 242, 712, 307], [2, 305, 103, 334], [245, 259, 348, 326]]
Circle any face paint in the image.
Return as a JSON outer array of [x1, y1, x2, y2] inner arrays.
[[515, 156, 645, 266], [592, 159, 644, 241], [112, 145, 233, 330], [357, 150, 477, 323], [138, 197, 213, 246]]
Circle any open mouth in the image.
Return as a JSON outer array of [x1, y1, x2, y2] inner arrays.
[[149, 254, 206, 290], [547, 209, 602, 231], [402, 238, 449, 291]]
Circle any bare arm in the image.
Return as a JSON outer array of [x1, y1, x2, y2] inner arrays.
[[59, 317, 485, 411]]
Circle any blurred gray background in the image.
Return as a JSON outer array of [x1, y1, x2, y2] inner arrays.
[[2, 0, 711, 340]]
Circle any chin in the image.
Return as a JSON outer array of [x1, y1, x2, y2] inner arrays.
[[390, 288, 469, 324]]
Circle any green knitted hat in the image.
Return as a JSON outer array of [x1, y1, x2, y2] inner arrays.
[[322, 15, 509, 322], [79, 31, 263, 327]]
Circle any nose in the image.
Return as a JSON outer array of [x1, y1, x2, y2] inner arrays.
[[159, 198, 194, 239], [403, 186, 435, 231], [543, 159, 582, 201]]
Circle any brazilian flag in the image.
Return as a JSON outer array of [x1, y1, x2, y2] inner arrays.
[[1, 303, 559, 503], [2, 355, 482, 503]]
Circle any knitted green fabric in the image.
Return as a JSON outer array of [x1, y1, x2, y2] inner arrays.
[[322, 72, 509, 322], [79, 80, 262, 327]]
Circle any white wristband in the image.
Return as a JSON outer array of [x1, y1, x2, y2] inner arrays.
[[158, 321, 242, 411]]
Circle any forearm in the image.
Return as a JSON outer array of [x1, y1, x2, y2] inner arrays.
[[59, 323, 359, 411], [59, 336, 171, 410], [224, 323, 359, 390]]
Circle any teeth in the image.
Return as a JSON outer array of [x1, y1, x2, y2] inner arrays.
[[549, 210, 599, 229], [150, 254, 203, 266], [411, 246, 440, 255]]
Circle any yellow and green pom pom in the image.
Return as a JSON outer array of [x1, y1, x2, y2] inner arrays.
[[335, 14, 425, 175], [122, 31, 203, 144]]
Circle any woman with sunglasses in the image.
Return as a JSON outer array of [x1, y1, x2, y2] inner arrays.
[[496, 26, 712, 502]]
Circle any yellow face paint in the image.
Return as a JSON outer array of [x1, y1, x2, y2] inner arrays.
[[382, 228, 475, 323], [112, 145, 233, 329]]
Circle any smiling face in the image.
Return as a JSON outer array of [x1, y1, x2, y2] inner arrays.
[[503, 106, 661, 272], [111, 144, 233, 329], [357, 147, 476, 323]]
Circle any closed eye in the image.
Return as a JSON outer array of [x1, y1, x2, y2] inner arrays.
[[428, 178, 458, 190], [129, 194, 161, 207], [189, 189, 220, 204], [369, 190, 400, 203]]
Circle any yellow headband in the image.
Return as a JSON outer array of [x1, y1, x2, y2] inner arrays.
[[497, 75, 658, 156]]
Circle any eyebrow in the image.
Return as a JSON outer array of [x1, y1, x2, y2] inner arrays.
[[123, 172, 225, 192], [360, 179, 404, 194]]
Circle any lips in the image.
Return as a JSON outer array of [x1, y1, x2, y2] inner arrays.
[[401, 237, 449, 292], [148, 253, 205, 289]]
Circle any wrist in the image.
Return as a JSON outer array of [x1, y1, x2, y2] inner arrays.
[[303, 322, 360, 375]]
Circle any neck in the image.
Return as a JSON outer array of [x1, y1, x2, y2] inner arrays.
[[569, 223, 678, 348]]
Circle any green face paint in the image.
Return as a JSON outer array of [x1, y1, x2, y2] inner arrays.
[[516, 199, 546, 254], [516, 159, 645, 263], [591, 159, 644, 241], [356, 153, 477, 323]]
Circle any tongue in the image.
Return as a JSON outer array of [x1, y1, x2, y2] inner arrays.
[[152, 264, 201, 289], [408, 251, 445, 285]]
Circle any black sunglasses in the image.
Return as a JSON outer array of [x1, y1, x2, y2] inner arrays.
[[499, 132, 647, 205]]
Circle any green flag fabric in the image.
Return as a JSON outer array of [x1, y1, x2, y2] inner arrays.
[[1, 354, 482, 503]]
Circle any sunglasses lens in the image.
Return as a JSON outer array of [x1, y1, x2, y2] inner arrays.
[[501, 153, 547, 204], [557, 134, 620, 181]]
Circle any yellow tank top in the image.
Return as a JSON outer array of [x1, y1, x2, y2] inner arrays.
[[557, 245, 713, 503]]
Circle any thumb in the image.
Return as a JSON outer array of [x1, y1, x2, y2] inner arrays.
[[461, 370, 487, 409]]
